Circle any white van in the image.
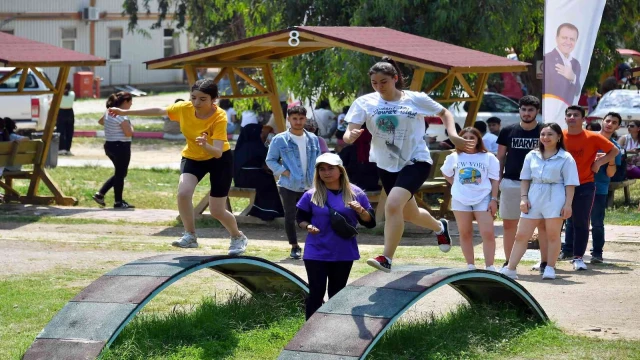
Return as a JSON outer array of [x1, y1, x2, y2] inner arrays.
[[0, 67, 54, 132]]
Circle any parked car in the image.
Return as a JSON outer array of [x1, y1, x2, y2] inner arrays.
[[587, 89, 640, 137], [425, 92, 542, 142], [0, 67, 53, 132]]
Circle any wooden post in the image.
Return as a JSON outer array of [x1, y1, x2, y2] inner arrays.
[[410, 68, 425, 91], [262, 64, 286, 133], [463, 73, 489, 128], [184, 64, 198, 86], [26, 66, 76, 205], [227, 67, 241, 96]]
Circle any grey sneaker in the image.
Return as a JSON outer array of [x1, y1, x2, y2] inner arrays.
[[228, 233, 248, 256], [290, 246, 302, 260], [590, 255, 603, 264], [172, 232, 198, 248]]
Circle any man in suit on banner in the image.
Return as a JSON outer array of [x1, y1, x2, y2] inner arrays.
[[544, 23, 582, 105]]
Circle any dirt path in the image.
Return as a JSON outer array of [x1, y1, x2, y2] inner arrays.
[[2, 221, 640, 340]]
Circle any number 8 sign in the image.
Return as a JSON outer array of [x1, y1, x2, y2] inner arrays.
[[288, 31, 300, 47]]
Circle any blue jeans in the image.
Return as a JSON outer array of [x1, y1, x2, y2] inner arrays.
[[563, 182, 596, 257], [590, 194, 607, 257]]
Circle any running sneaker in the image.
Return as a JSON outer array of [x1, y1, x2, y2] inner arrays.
[[92, 193, 105, 207], [467, 264, 477, 270], [531, 261, 547, 274], [499, 267, 518, 279], [290, 246, 302, 260], [114, 201, 135, 209], [436, 219, 452, 253], [367, 255, 391, 273], [572, 257, 587, 271], [172, 232, 198, 248], [228, 233, 248, 256], [590, 255, 603, 264], [485, 265, 497, 272], [542, 266, 556, 280]]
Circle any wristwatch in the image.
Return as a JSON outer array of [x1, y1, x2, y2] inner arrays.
[[490, 197, 498, 202]]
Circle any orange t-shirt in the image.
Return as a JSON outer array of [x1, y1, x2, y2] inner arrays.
[[563, 130, 614, 184]]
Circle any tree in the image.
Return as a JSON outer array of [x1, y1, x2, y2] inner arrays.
[[124, 0, 639, 102]]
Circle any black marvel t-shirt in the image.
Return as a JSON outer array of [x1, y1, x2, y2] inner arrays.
[[497, 123, 542, 181]]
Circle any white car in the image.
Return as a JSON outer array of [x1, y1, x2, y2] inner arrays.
[[587, 89, 640, 136], [425, 92, 542, 142], [0, 67, 53, 132]]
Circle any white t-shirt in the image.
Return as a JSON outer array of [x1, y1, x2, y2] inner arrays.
[[440, 152, 500, 205], [290, 132, 307, 182], [240, 110, 258, 127], [225, 108, 237, 125], [482, 132, 498, 154], [313, 108, 336, 137], [345, 91, 444, 172]]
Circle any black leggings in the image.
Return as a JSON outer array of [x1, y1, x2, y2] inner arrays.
[[304, 260, 353, 320], [99, 141, 131, 203], [56, 108, 75, 152]]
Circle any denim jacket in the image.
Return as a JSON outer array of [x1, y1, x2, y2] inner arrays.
[[266, 129, 321, 192]]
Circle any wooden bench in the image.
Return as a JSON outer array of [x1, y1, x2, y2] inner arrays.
[[0, 140, 76, 205], [193, 150, 453, 222], [0, 140, 44, 201], [607, 179, 637, 208]]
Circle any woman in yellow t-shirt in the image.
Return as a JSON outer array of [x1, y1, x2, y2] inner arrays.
[[108, 79, 248, 254]]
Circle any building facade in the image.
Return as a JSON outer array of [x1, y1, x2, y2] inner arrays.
[[0, 0, 188, 86]]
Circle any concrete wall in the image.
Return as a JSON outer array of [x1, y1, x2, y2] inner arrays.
[[0, 0, 187, 87]]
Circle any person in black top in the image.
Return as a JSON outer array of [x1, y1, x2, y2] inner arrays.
[[496, 95, 547, 271]]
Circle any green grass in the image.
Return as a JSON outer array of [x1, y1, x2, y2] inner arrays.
[[8, 166, 249, 211]]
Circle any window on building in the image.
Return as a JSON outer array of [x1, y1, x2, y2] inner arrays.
[[61, 28, 76, 50], [109, 28, 123, 60], [163, 29, 175, 57], [1, 29, 14, 35]]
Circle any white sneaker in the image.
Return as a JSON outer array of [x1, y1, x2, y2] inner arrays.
[[485, 265, 497, 272], [228, 233, 248, 256], [542, 266, 556, 280], [172, 232, 198, 248], [499, 267, 518, 279], [572, 258, 587, 271], [467, 264, 476, 270], [531, 262, 542, 271]]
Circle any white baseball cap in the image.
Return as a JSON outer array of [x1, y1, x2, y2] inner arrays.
[[315, 152, 343, 166]]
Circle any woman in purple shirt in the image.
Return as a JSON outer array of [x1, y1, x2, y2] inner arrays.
[[296, 153, 376, 319]]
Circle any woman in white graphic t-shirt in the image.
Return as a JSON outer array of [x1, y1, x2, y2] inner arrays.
[[343, 57, 473, 273], [441, 127, 500, 272]]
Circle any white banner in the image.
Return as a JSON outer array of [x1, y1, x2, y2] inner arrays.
[[543, 0, 606, 128]]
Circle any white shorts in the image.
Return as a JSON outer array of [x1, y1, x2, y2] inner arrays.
[[499, 178, 522, 220], [520, 183, 565, 219], [451, 194, 491, 212]]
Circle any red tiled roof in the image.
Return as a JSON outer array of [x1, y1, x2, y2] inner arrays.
[[146, 26, 528, 72], [0, 32, 105, 66]]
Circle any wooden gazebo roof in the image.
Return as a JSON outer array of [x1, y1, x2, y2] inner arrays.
[[146, 26, 529, 132], [0, 32, 105, 206]]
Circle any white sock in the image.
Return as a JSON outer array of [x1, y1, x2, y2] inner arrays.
[[435, 221, 445, 235], [385, 256, 392, 264]]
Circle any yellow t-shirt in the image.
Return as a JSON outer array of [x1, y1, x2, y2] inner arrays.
[[167, 101, 230, 160]]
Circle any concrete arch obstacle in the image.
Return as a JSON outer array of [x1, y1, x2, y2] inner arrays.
[[22, 254, 309, 360], [279, 266, 548, 359]]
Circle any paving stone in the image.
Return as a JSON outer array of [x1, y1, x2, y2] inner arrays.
[[285, 313, 388, 357], [317, 286, 418, 318], [72, 276, 170, 304], [38, 302, 137, 341], [22, 339, 105, 360], [349, 268, 466, 292], [278, 350, 359, 360]]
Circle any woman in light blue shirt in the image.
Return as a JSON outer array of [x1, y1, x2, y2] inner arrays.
[[501, 122, 579, 280]]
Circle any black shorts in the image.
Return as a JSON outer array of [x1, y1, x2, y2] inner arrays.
[[180, 150, 233, 198], [377, 161, 431, 196]]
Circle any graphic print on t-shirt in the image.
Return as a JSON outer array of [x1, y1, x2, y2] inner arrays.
[[459, 167, 482, 185], [374, 106, 419, 163], [510, 137, 539, 149]]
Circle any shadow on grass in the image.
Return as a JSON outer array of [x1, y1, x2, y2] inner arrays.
[[368, 304, 544, 360], [101, 292, 304, 360]]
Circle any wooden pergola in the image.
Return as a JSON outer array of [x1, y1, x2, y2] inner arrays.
[[0, 32, 105, 205], [632, 66, 640, 77], [146, 26, 529, 132]]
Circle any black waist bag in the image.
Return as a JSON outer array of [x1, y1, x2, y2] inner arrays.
[[327, 204, 358, 239]]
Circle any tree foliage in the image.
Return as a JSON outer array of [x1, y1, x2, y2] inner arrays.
[[123, 0, 639, 103]]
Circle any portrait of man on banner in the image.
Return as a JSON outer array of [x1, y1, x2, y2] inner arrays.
[[543, 23, 582, 105]]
